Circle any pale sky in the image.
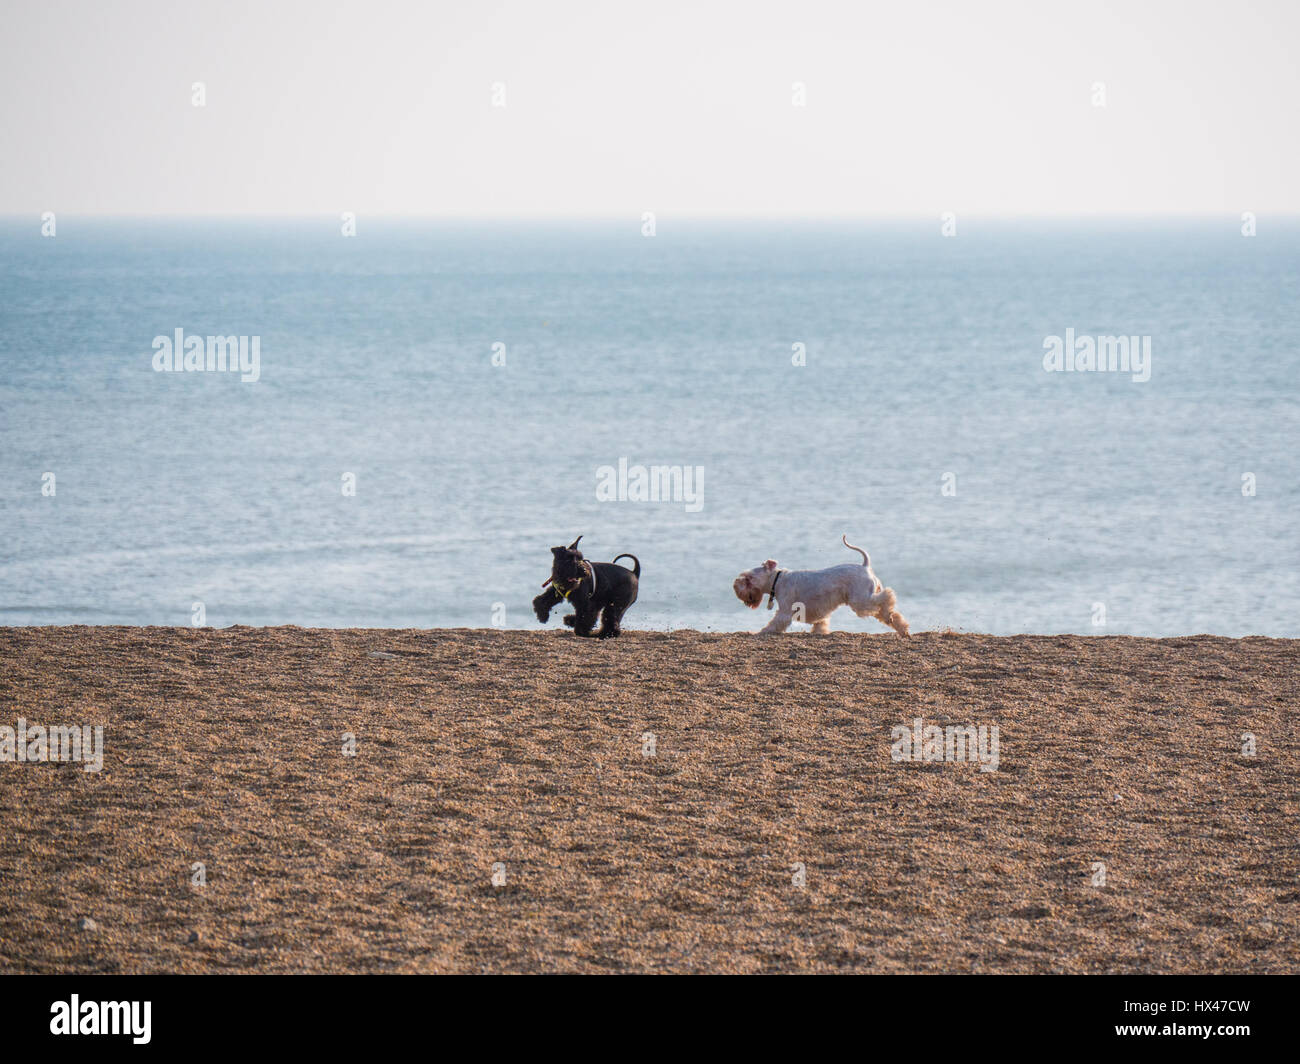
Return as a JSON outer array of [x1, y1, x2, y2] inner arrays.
[[2, 0, 1297, 216]]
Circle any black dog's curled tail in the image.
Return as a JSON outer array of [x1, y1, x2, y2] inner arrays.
[[612, 553, 641, 579]]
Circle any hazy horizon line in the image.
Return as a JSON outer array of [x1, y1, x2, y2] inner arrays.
[[5, 211, 1298, 222]]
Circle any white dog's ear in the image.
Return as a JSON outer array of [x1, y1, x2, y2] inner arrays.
[[763, 559, 777, 570]]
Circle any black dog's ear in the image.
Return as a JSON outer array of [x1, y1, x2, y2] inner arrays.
[[568, 535, 583, 550], [551, 546, 565, 556]]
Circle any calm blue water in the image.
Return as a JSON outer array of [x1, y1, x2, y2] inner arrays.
[[1, 217, 1297, 634]]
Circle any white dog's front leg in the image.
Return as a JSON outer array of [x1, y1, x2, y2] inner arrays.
[[760, 609, 793, 634]]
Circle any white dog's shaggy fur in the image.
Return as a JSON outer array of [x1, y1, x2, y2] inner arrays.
[[732, 535, 910, 636]]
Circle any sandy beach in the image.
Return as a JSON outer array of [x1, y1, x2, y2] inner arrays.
[[0, 626, 1296, 974]]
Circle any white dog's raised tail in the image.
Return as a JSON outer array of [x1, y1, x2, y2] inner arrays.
[[841, 534, 869, 567]]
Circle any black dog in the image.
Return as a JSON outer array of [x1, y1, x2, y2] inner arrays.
[[532, 536, 640, 639]]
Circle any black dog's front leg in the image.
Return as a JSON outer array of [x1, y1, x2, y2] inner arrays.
[[533, 586, 562, 623], [567, 604, 599, 637]]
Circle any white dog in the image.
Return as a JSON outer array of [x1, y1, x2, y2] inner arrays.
[[733, 535, 910, 636]]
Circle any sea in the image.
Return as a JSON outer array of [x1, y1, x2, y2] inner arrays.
[[2, 216, 1297, 635]]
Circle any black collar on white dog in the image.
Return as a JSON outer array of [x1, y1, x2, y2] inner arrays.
[[767, 570, 784, 610]]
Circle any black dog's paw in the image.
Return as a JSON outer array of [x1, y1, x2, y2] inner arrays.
[[595, 628, 619, 640], [562, 615, 576, 628], [531, 596, 551, 623]]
